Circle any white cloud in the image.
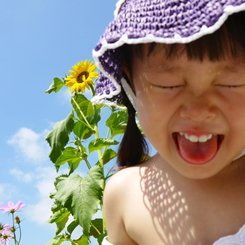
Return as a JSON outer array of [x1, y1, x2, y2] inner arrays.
[[24, 166, 59, 225], [9, 168, 33, 183], [60, 88, 72, 103], [24, 166, 86, 228], [7, 126, 87, 229], [0, 183, 17, 202], [7, 127, 49, 163]]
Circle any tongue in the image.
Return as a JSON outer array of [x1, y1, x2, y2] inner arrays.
[[177, 134, 218, 164]]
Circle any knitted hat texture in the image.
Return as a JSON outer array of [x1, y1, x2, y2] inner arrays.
[[92, 0, 245, 104]]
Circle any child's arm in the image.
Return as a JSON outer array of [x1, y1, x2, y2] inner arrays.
[[103, 171, 138, 245]]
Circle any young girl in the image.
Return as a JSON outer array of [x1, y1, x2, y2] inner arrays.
[[92, 0, 245, 244]]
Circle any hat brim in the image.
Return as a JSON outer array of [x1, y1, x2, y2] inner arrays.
[[92, 0, 245, 104]]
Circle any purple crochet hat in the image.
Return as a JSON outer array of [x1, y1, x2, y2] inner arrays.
[[92, 0, 245, 105]]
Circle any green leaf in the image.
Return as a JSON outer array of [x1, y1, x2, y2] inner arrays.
[[72, 94, 94, 118], [53, 165, 103, 237], [47, 208, 70, 235], [46, 112, 74, 164], [88, 138, 119, 154], [102, 149, 117, 165], [55, 147, 82, 167], [46, 78, 65, 94], [90, 219, 103, 238], [67, 220, 79, 235], [45, 235, 66, 245], [68, 161, 81, 175], [87, 108, 101, 125], [73, 235, 89, 245], [97, 233, 108, 245], [73, 108, 101, 140], [106, 110, 128, 138], [73, 121, 94, 140], [66, 142, 88, 174]]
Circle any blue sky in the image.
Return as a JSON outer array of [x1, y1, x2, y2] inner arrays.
[[0, 1, 117, 244]]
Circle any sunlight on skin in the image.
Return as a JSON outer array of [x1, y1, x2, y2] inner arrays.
[[140, 164, 195, 245]]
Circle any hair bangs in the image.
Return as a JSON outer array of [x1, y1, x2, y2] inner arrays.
[[124, 11, 245, 63], [183, 11, 245, 61]]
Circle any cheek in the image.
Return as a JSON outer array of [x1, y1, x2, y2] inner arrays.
[[135, 83, 163, 110], [136, 101, 172, 156], [136, 89, 159, 121], [135, 86, 171, 129], [220, 94, 245, 130], [136, 97, 156, 135], [135, 85, 155, 107], [136, 94, 167, 139]]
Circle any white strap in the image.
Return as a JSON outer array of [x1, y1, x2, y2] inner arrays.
[[121, 78, 137, 110], [233, 149, 245, 161], [102, 236, 114, 245]]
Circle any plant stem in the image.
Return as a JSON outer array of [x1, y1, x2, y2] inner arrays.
[[11, 213, 18, 245], [101, 127, 112, 156], [92, 108, 103, 168], [71, 96, 94, 132], [73, 115, 94, 130], [84, 158, 92, 169], [92, 107, 107, 233], [91, 222, 101, 236], [89, 83, 96, 97], [18, 223, 22, 245]]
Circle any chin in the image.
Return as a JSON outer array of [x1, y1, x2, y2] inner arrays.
[[170, 159, 227, 180]]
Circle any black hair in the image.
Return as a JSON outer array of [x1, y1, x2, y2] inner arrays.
[[117, 88, 149, 167], [117, 11, 245, 167]]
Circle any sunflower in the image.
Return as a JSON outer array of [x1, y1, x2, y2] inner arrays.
[[65, 60, 98, 94]]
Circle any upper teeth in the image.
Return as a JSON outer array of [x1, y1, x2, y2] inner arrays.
[[180, 133, 214, 143]]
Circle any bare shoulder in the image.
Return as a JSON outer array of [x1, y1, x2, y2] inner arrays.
[[104, 159, 155, 205], [104, 164, 144, 211], [106, 166, 142, 189], [104, 163, 149, 202], [103, 164, 147, 245]]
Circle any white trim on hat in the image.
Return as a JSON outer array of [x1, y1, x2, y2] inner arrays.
[[114, 0, 126, 17], [93, 2, 245, 104]]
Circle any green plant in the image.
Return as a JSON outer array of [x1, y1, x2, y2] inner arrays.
[[45, 60, 128, 245]]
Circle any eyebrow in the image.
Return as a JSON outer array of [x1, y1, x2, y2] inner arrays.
[[222, 61, 245, 73], [147, 62, 182, 74]]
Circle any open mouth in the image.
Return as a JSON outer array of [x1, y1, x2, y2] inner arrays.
[[173, 132, 224, 165]]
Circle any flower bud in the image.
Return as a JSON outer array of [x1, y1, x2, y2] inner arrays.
[[10, 226, 16, 233], [15, 216, 21, 224]]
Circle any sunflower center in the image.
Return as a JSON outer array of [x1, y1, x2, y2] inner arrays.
[[77, 71, 89, 83]]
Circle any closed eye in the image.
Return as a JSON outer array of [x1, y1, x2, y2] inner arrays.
[[156, 85, 184, 89], [216, 84, 245, 88]]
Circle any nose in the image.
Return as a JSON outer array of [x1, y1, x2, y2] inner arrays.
[[179, 97, 217, 122]]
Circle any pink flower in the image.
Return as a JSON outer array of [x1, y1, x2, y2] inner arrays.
[[0, 230, 13, 244], [0, 224, 11, 233], [0, 201, 25, 214], [0, 225, 13, 244]]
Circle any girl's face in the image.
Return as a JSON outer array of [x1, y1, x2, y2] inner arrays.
[[131, 44, 245, 179]]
